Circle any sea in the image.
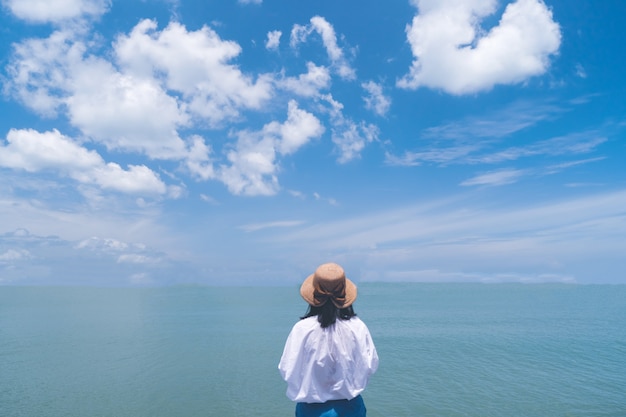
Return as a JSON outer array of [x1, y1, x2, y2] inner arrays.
[[1, 283, 625, 417]]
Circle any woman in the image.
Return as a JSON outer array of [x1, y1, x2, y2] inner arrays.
[[279, 262, 379, 417]]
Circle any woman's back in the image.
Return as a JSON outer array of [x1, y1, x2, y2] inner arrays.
[[279, 316, 378, 403]]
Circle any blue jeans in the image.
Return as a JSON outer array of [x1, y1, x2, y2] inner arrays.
[[295, 395, 366, 417]]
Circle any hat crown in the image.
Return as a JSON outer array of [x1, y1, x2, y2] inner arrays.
[[314, 263, 346, 290], [300, 262, 357, 308]]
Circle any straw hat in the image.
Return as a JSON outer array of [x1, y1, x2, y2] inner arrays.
[[300, 262, 357, 308]]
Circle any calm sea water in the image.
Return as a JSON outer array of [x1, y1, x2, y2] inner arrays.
[[1, 284, 625, 417]]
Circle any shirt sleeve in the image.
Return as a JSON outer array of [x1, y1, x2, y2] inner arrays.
[[347, 318, 379, 389], [277, 323, 300, 382], [360, 321, 379, 375], [278, 319, 319, 401]]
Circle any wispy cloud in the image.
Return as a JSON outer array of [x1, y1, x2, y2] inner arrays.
[[460, 156, 606, 187], [362, 81, 391, 116], [422, 100, 566, 141], [361, 268, 575, 284], [473, 133, 607, 164], [313, 192, 338, 206], [385, 99, 608, 171], [385, 99, 567, 167], [385, 145, 480, 166], [321, 94, 380, 164], [0, 228, 185, 285], [290, 16, 355, 80], [238, 220, 305, 232], [460, 168, 526, 186], [0, 0, 622, 286], [264, 189, 626, 282], [544, 156, 606, 174]]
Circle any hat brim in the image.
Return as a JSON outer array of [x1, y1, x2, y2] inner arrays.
[[300, 273, 357, 308]]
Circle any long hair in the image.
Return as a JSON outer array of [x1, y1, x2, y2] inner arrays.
[[301, 302, 357, 328]]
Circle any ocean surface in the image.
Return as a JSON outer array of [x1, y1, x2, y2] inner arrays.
[[1, 283, 625, 417]]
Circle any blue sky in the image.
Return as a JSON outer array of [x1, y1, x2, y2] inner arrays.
[[0, 0, 624, 286]]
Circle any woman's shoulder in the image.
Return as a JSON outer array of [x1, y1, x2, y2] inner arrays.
[[346, 315, 365, 325], [290, 316, 320, 332], [337, 316, 368, 331], [290, 315, 369, 334]]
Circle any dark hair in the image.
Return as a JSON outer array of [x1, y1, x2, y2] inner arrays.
[[301, 302, 357, 328]]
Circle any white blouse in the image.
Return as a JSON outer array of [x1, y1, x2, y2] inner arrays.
[[278, 316, 379, 403]]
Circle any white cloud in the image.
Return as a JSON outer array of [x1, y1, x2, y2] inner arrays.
[[115, 20, 274, 126], [117, 254, 159, 264], [0, 203, 171, 275], [332, 121, 379, 164], [274, 100, 325, 155], [287, 190, 306, 199], [184, 135, 215, 180], [68, 66, 190, 159], [0, 129, 168, 195], [218, 101, 324, 196], [219, 130, 279, 196], [76, 236, 130, 251], [266, 30, 282, 50], [4, 19, 293, 196], [2, 11, 383, 200], [129, 272, 153, 285], [92, 163, 168, 194], [290, 24, 308, 47], [322, 94, 379, 163], [6, 19, 274, 161], [362, 81, 391, 116], [238, 0, 262, 4], [290, 16, 355, 80], [6, 28, 190, 159], [398, 0, 561, 94], [4, 0, 110, 23], [9, 229, 30, 238], [0, 129, 101, 172], [200, 194, 219, 205], [312, 192, 338, 206], [279, 62, 331, 97], [0, 248, 32, 262], [79, 237, 163, 267]]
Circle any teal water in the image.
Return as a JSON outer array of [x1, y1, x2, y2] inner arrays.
[[1, 284, 625, 417]]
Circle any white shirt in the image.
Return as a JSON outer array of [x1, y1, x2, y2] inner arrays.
[[278, 316, 379, 403]]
